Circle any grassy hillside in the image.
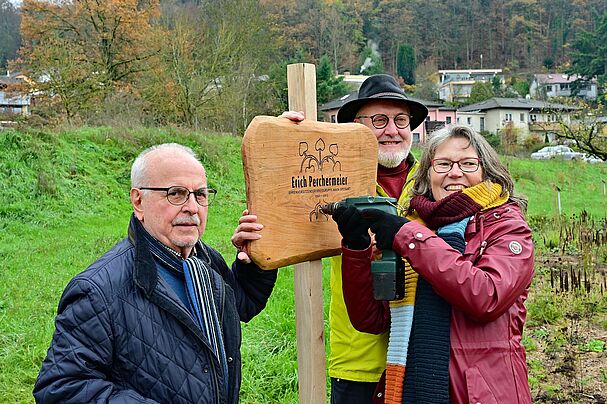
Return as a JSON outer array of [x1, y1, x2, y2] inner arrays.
[[1, 127, 605, 403], [0, 127, 321, 403], [506, 157, 607, 218]]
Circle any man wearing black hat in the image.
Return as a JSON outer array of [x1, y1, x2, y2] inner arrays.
[[283, 74, 428, 403]]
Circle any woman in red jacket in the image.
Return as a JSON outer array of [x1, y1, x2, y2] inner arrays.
[[333, 125, 534, 404]]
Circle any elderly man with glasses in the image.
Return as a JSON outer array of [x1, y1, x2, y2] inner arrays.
[[283, 74, 428, 404], [34, 143, 278, 404]]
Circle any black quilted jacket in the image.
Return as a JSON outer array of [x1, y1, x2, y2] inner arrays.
[[33, 216, 278, 403]]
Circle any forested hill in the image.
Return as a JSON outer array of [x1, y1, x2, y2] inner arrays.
[[259, 0, 607, 75], [2, 0, 606, 131], [4, 0, 605, 76]]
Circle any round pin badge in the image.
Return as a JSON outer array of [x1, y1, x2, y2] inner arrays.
[[508, 241, 522, 255]]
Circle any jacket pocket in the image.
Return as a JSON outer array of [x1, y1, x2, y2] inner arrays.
[[464, 366, 498, 404]]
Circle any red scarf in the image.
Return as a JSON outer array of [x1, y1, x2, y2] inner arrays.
[[410, 182, 508, 229]]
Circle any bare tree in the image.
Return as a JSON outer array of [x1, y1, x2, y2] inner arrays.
[[141, 0, 276, 132], [557, 103, 607, 160]]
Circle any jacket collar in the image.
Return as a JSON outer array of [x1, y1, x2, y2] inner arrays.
[[128, 214, 158, 298], [127, 214, 214, 297]]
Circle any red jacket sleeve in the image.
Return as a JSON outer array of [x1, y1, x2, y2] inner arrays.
[[392, 215, 534, 323], [341, 243, 391, 334]]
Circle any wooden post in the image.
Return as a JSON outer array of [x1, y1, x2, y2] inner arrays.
[[287, 63, 327, 403], [555, 185, 562, 215]]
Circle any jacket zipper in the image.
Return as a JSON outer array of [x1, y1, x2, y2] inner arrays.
[[471, 213, 488, 260]]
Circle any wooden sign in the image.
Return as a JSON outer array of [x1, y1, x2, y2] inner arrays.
[[242, 116, 378, 269]]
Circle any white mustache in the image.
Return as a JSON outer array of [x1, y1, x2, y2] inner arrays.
[[173, 215, 201, 226]]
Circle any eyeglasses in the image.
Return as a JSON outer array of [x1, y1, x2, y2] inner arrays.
[[139, 186, 217, 206], [431, 158, 480, 174], [355, 113, 411, 129]]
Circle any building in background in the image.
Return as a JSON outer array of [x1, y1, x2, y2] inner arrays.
[[457, 97, 577, 142], [0, 72, 32, 123], [529, 74, 598, 101], [337, 73, 368, 90], [438, 69, 503, 103]]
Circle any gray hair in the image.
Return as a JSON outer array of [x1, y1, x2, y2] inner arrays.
[[131, 143, 201, 187], [413, 125, 526, 209]]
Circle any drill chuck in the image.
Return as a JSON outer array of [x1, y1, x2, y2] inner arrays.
[[320, 201, 342, 215]]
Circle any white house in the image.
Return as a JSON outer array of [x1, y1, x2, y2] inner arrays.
[[438, 69, 503, 103], [0, 71, 32, 118], [0, 92, 30, 116], [457, 97, 577, 142], [529, 74, 598, 101], [337, 74, 369, 90]]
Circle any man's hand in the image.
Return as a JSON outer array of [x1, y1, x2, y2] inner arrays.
[[279, 111, 305, 122], [332, 205, 372, 250], [363, 208, 409, 250], [231, 209, 263, 263]]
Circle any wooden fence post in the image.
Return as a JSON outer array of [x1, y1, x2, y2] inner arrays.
[[287, 63, 327, 403]]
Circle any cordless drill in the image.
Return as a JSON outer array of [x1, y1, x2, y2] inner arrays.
[[321, 196, 405, 301]]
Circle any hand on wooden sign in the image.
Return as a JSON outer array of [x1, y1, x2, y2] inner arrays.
[[231, 209, 264, 263], [279, 110, 305, 122]]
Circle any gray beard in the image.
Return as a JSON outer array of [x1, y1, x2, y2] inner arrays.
[[378, 148, 410, 168]]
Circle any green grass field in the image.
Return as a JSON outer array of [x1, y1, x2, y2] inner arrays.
[[1, 127, 606, 403]]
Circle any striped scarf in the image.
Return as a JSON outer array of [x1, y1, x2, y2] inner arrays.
[[384, 182, 509, 404], [140, 223, 229, 399]]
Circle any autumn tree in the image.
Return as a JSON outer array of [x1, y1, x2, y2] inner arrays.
[[408, 0, 452, 67], [261, 0, 607, 78], [205, 0, 278, 132], [19, 0, 160, 119], [261, 0, 322, 65], [369, 0, 413, 74], [412, 57, 439, 101], [499, 121, 520, 155], [322, 1, 365, 74]]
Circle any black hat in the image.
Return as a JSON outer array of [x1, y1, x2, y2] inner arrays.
[[337, 74, 428, 130]]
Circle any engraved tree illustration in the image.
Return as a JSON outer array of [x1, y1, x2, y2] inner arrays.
[[299, 138, 340, 173]]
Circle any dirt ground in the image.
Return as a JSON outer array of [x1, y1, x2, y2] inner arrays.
[[528, 324, 606, 403], [528, 255, 607, 403]]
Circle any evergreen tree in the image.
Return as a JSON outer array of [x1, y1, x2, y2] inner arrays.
[[468, 81, 494, 105], [396, 44, 415, 85], [0, 0, 20, 72], [568, 11, 607, 102], [316, 54, 349, 104]]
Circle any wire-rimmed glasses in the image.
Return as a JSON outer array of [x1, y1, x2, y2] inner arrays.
[[431, 158, 480, 173], [355, 113, 411, 129], [139, 186, 217, 206]]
